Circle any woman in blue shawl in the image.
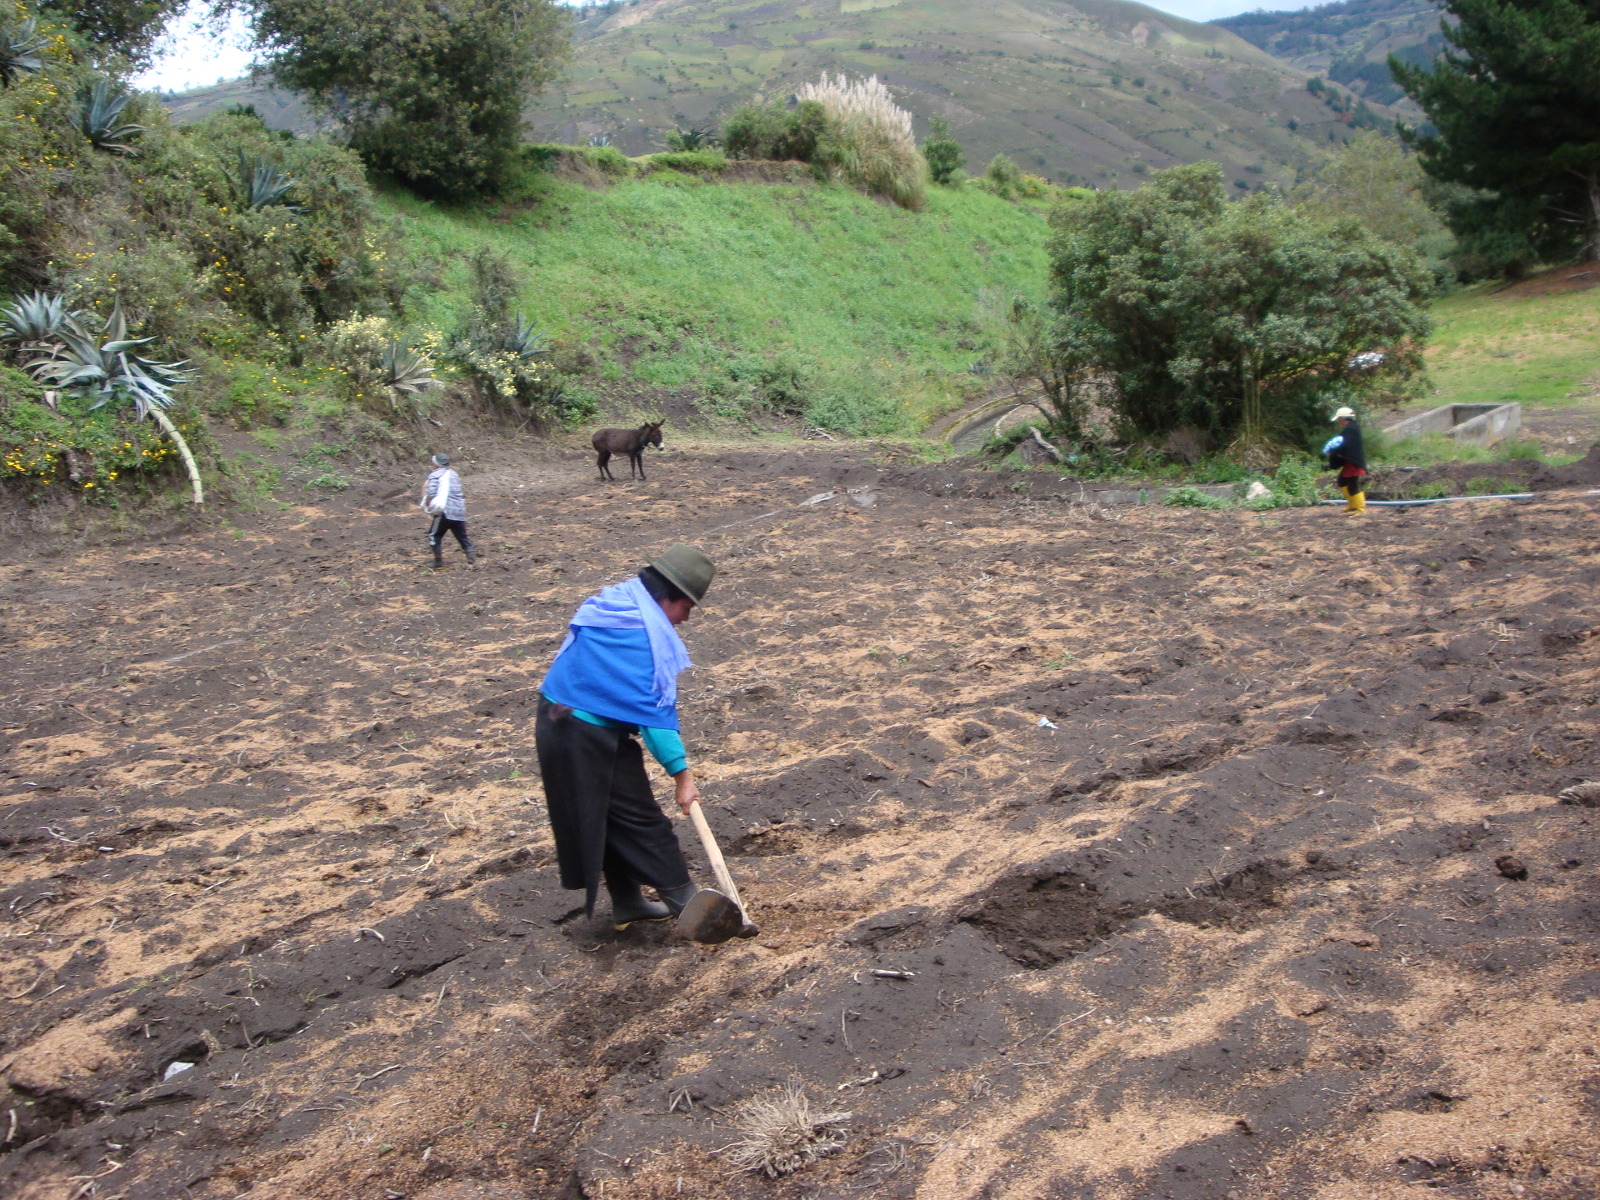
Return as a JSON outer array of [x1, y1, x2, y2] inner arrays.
[[536, 545, 715, 929]]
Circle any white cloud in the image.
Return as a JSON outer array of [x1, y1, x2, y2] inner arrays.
[[132, 4, 256, 94], [1152, 0, 1326, 21]]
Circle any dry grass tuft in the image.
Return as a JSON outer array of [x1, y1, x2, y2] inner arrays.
[[722, 1084, 852, 1178], [794, 73, 914, 150]]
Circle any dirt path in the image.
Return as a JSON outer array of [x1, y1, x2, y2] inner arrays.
[[2, 442, 1598, 1200]]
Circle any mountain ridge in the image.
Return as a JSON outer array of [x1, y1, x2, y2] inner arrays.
[[164, 0, 1397, 192]]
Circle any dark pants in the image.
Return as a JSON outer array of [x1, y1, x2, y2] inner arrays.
[[534, 696, 691, 916], [428, 515, 472, 561]]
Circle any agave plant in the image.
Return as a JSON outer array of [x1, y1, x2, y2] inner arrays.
[[229, 148, 298, 210], [1, 17, 44, 88], [379, 337, 437, 401], [0, 291, 78, 350], [587, 133, 612, 148], [506, 315, 549, 361], [78, 78, 143, 154], [23, 304, 202, 503]]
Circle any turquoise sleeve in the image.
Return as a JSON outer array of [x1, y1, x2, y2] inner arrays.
[[640, 726, 688, 776]]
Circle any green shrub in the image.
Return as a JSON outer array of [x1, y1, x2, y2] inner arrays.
[[640, 149, 727, 174], [722, 100, 831, 162], [1165, 485, 1229, 508], [1246, 455, 1328, 508], [1494, 437, 1544, 461], [802, 364, 908, 436], [981, 154, 1025, 199], [923, 115, 964, 185]]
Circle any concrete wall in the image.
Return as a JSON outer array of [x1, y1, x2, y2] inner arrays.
[[1383, 403, 1521, 446]]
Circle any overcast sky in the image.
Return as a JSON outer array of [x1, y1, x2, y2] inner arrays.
[[133, 0, 1318, 94]]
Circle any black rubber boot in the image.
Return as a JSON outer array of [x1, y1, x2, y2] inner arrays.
[[607, 877, 671, 930], [659, 882, 698, 917], [431, 545, 444, 569], [464, 541, 476, 566]]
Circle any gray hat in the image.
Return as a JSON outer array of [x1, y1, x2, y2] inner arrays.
[[431, 453, 450, 467], [649, 544, 715, 605]]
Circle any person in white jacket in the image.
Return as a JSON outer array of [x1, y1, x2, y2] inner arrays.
[[420, 453, 474, 567]]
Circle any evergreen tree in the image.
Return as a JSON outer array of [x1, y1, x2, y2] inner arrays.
[[1390, 0, 1600, 262], [922, 114, 963, 185]]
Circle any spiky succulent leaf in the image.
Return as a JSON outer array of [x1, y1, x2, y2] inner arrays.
[[587, 133, 612, 148], [506, 315, 549, 361], [23, 306, 191, 418], [0, 18, 44, 88], [79, 78, 143, 154], [0, 291, 76, 345], [231, 148, 298, 210], [380, 337, 437, 396]]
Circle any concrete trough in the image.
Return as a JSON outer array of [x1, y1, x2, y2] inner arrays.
[[1383, 402, 1522, 446]]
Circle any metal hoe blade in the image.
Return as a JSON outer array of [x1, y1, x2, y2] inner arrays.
[[676, 887, 748, 944], [678, 801, 760, 944]]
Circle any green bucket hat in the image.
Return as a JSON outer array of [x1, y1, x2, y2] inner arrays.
[[649, 544, 715, 605]]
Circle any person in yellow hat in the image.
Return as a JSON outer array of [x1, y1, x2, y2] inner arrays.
[[1323, 406, 1367, 513], [535, 545, 716, 930]]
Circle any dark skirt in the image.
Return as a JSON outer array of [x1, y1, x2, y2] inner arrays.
[[534, 696, 691, 915]]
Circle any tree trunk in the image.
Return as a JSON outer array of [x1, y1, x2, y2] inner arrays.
[[1240, 351, 1264, 443], [1587, 172, 1600, 263], [149, 408, 204, 506]]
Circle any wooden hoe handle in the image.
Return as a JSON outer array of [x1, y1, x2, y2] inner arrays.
[[687, 801, 744, 911]]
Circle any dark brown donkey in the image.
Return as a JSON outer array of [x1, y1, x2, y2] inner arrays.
[[592, 421, 664, 481]]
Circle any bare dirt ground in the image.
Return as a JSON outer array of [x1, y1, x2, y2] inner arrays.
[[2, 441, 1598, 1200]]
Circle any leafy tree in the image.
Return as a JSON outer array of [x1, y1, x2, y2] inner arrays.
[[1292, 131, 1455, 287], [976, 288, 1096, 441], [1047, 163, 1432, 449], [35, 0, 185, 66], [245, 0, 571, 198], [922, 114, 963, 184], [1390, 0, 1600, 262]]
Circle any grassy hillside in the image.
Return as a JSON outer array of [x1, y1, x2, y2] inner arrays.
[[1424, 277, 1600, 412], [536, 0, 1377, 191], [1214, 0, 1442, 109], [387, 166, 1053, 431], [167, 0, 1391, 194]]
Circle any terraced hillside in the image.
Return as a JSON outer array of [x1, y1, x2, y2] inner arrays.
[[1215, 0, 1444, 109], [537, 0, 1379, 189], [165, 0, 1391, 192]]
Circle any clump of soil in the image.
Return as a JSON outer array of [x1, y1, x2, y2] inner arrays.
[[2, 441, 1598, 1200]]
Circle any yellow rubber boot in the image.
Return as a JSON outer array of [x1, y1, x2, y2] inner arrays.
[[1340, 484, 1357, 512], [1351, 489, 1366, 514]]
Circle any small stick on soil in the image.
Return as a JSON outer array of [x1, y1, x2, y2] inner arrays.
[[5, 969, 49, 1000], [1258, 769, 1305, 790], [3, 1108, 17, 1145], [356, 927, 385, 943], [356, 1063, 404, 1087], [531, 1106, 544, 1134], [841, 1008, 854, 1053]]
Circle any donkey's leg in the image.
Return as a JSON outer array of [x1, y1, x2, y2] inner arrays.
[[596, 449, 612, 481], [632, 451, 646, 481]]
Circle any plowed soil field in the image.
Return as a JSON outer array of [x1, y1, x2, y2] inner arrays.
[[3, 442, 1598, 1200]]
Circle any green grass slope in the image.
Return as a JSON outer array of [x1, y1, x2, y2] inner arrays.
[[1424, 279, 1600, 412], [1214, 0, 1442, 109], [537, 0, 1376, 191], [387, 168, 1053, 430]]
